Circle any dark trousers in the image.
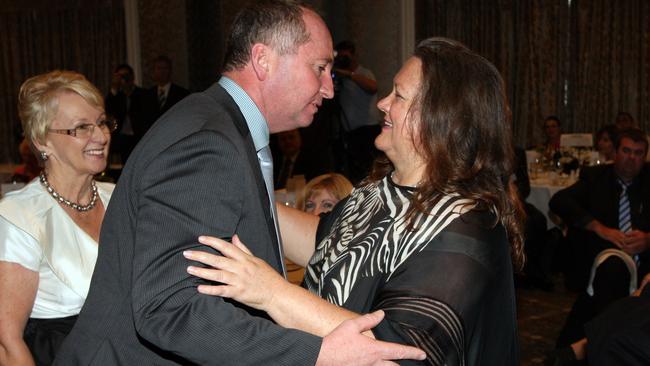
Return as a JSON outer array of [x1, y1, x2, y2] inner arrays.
[[586, 287, 650, 366], [557, 256, 633, 347], [111, 133, 137, 165], [24, 315, 77, 366]]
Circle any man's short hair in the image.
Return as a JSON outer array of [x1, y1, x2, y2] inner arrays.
[[154, 55, 172, 68], [115, 63, 134, 75], [222, 0, 311, 72], [615, 127, 648, 152], [544, 115, 561, 127]]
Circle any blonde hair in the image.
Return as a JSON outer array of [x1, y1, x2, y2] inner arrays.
[[297, 173, 353, 211], [18, 70, 104, 144]]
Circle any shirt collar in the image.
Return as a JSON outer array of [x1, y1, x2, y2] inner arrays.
[[218, 76, 269, 151]]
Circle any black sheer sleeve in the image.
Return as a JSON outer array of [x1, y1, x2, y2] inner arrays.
[[369, 215, 513, 365]]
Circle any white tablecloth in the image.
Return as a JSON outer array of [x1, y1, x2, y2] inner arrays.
[[527, 176, 575, 229]]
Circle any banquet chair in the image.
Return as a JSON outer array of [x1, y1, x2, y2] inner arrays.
[[560, 133, 593, 148]]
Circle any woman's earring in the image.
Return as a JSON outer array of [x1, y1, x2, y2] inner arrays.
[[40, 151, 48, 161]]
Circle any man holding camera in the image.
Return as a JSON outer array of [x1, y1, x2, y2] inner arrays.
[[333, 40, 379, 183]]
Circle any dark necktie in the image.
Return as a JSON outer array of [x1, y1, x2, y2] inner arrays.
[[619, 179, 631, 233], [619, 179, 640, 265], [158, 88, 166, 108], [256, 145, 287, 278]]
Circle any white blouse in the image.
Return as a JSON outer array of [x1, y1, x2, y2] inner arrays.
[[0, 179, 114, 318]]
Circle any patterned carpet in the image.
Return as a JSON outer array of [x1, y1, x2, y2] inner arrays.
[[517, 275, 578, 365]]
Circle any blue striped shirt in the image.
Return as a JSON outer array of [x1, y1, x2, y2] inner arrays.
[[218, 76, 269, 152]]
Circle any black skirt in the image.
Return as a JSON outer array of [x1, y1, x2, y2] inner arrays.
[[23, 315, 78, 366]]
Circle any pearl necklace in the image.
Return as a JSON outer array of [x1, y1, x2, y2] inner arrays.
[[39, 171, 98, 212]]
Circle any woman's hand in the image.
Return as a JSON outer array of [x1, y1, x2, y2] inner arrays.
[[183, 235, 287, 311]]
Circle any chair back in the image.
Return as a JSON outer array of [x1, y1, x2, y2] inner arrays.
[[560, 133, 593, 148], [586, 249, 637, 296]]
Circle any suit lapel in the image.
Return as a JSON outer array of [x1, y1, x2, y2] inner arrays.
[[206, 84, 282, 269]]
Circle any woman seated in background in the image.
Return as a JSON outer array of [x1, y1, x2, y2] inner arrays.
[[0, 70, 115, 365], [297, 173, 353, 215], [287, 173, 353, 283], [540, 115, 562, 161], [186, 37, 525, 365], [595, 124, 618, 163]]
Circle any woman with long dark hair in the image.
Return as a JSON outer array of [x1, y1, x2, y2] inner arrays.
[[186, 37, 524, 365]]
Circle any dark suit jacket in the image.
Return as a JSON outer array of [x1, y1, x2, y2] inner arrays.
[[55, 84, 321, 365], [105, 87, 149, 138], [142, 83, 190, 134], [549, 163, 650, 287], [272, 151, 321, 189]]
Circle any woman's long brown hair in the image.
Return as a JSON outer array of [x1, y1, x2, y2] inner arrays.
[[366, 37, 525, 270]]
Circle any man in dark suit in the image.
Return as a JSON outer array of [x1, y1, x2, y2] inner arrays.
[[550, 128, 650, 346], [106, 63, 148, 164], [141, 55, 190, 134], [273, 128, 322, 189], [54, 1, 424, 365]]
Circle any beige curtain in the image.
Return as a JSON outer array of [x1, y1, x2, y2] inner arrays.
[[570, 0, 650, 133], [0, 0, 125, 164], [414, 0, 650, 145], [415, 0, 570, 147], [415, 0, 515, 81], [511, 0, 570, 147]]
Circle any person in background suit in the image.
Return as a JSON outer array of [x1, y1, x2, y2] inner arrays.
[[53, 1, 425, 365], [273, 128, 320, 189], [142, 55, 190, 132], [106, 63, 147, 164], [550, 128, 650, 347]]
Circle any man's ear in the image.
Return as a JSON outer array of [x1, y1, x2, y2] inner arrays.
[[250, 43, 271, 81]]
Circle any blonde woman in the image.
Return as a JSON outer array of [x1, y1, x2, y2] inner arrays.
[[297, 173, 353, 215], [0, 71, 115, 365]]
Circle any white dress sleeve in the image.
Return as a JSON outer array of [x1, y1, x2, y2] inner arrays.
[[0, 215, 42, 271]]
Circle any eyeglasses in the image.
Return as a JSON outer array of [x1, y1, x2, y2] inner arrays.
[[49, 118, 117, 139]]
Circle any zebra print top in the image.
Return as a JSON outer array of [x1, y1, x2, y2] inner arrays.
[[304, 175, 519, 365]]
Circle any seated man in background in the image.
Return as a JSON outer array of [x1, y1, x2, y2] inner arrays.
[[549, 128, 650, 347], [272, 129, 321, 189]]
